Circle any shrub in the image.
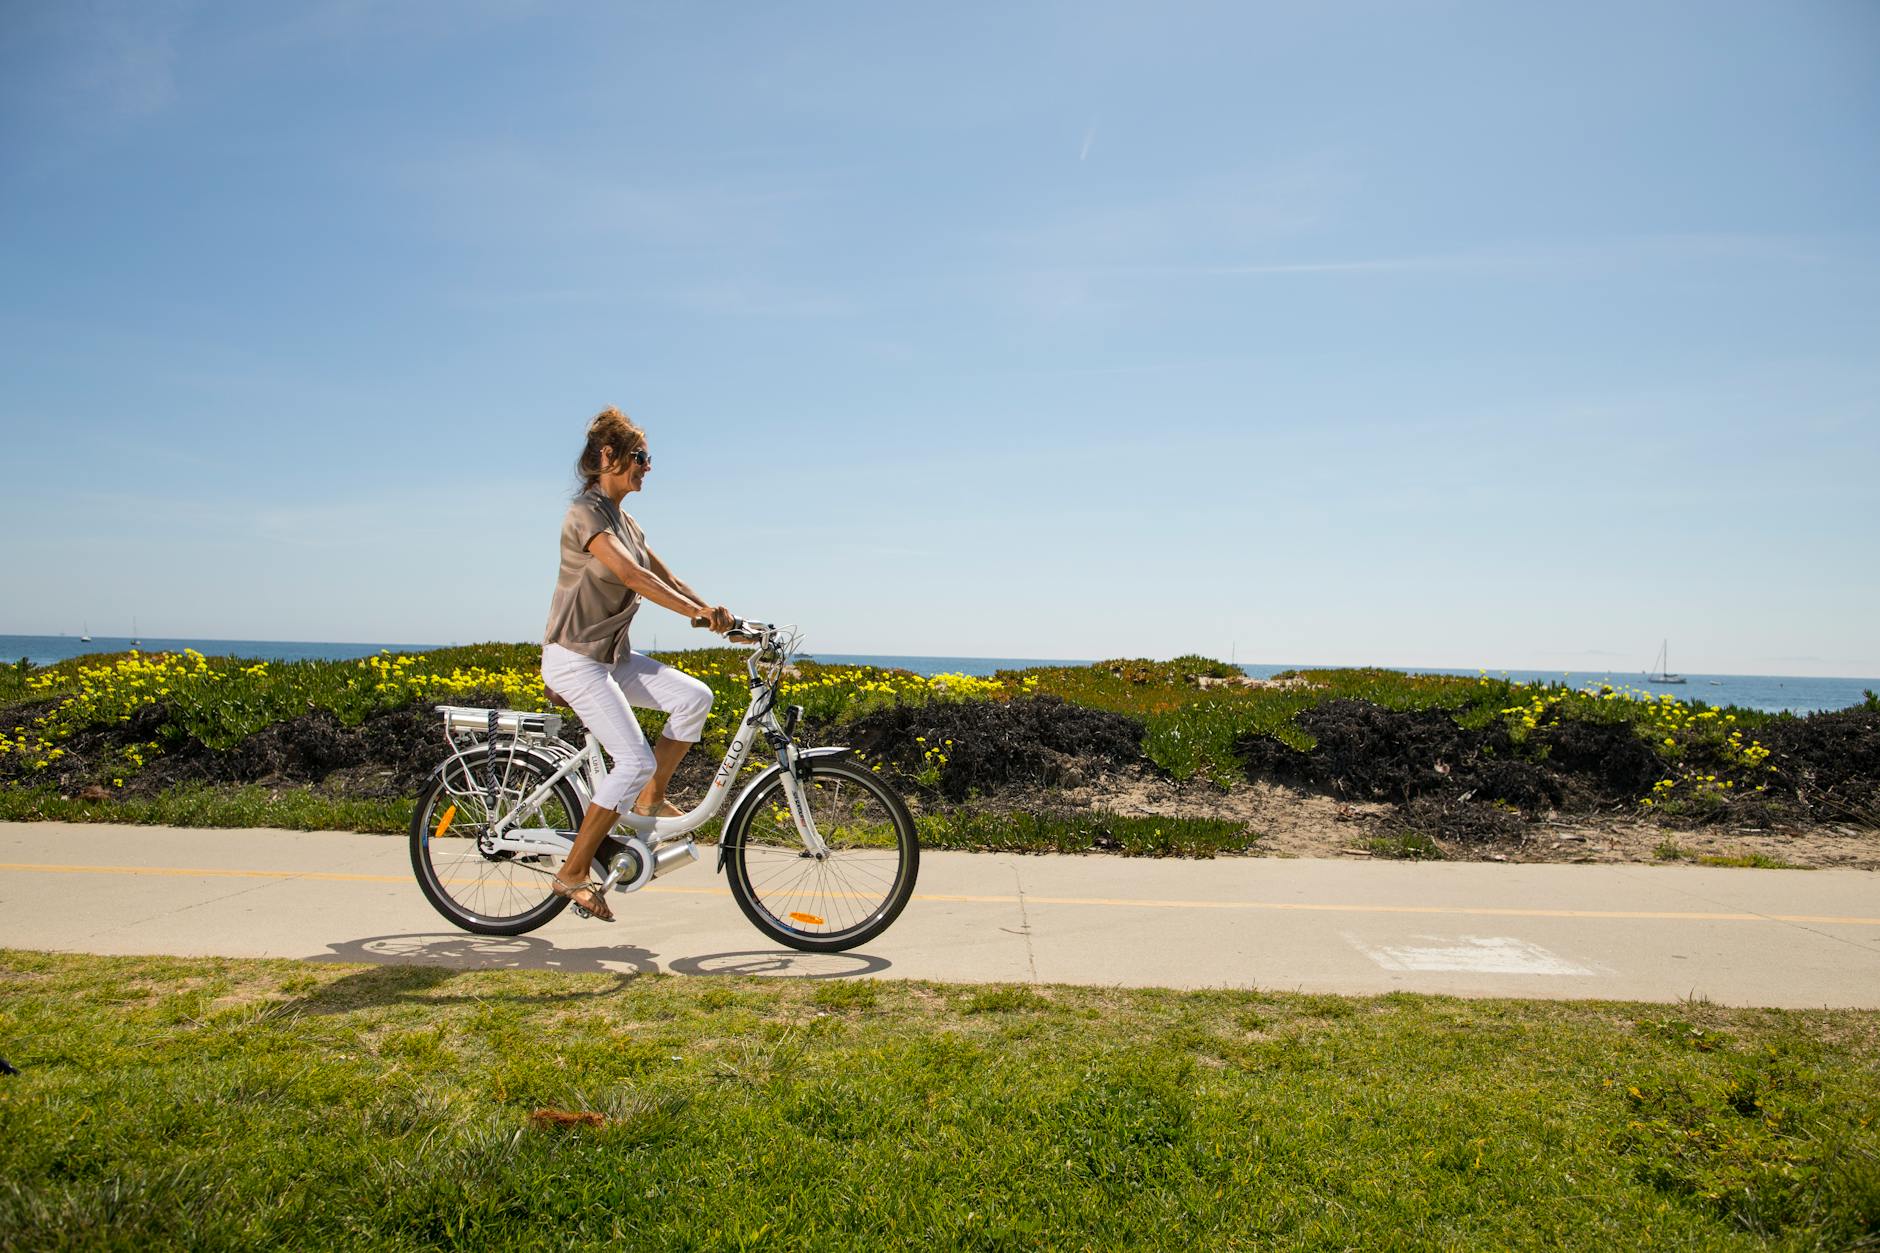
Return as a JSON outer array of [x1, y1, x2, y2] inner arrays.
[[843, 696, 1147, 801], [1094, 655, 1243, 685]]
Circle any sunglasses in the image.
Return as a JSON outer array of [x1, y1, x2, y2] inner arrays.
[[625, 449, 650, 467]]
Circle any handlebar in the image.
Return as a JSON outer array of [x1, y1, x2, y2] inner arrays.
[[729, 620, 802, 688], [726, 617, 773, 646]]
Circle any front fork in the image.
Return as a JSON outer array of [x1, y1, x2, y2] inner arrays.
[[773, 739, 832, 859], [763, 701, 830, 859]]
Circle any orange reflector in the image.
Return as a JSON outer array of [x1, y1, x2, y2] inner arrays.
[[432, 805, 458, 839], [788, 911, 826, 926]]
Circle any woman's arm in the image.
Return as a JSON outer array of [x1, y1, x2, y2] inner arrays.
[[586, 533, 715, 624], [644, 546, 701, 604], [645, 546, 733, 631]]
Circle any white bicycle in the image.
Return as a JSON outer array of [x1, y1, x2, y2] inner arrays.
[[408, 621, 919, 952]]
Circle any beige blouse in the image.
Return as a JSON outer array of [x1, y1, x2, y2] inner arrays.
[[542, 489, 650, 664]]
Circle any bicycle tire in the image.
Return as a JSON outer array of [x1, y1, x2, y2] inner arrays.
[[723, 756, 919, 952], [409, 745, 584, 936]]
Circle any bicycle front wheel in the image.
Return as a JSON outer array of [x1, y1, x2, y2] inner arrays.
[[410, 746, 583, 936], [723, 756, 919, 952]]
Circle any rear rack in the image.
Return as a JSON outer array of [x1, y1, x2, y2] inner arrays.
[[435, 705, 563, 740]]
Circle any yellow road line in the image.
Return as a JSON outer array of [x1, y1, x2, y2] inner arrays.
[[2, 862, 1876, 927], [1, 863, 407, 884]]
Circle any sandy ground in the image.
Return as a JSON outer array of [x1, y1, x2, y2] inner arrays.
[[1014, 769, 1880, 870]]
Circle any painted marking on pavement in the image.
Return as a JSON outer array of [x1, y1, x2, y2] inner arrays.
[[1347, 933, 1596, 975], [2, 862, 1878, 926]]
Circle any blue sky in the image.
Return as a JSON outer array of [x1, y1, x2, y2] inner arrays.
[[3, 1, 1876, 676]]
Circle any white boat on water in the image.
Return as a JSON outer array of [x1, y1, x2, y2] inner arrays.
[[1645, 639, 1686, 685]]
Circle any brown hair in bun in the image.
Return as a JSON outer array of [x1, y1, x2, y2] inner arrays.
[[576, 407, 646, 492]]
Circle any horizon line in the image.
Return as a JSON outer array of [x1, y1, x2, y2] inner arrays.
[[3, 632, 1875, 683]]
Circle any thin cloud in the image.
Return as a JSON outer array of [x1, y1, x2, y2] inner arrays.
[[1138, 234, 1830, 279], [215, 0, 551, 58], [1079, 122, 1096, 162], [671, 280, 856, 319], [1188, 258, 1444, 275], [984, 153, 1356, 262], [403, 142, 815, 249], [445, 286, 621, 312]]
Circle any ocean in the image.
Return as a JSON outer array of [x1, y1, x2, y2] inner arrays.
[[4, 636, 1873, 716], [2, 635, 442, 668]]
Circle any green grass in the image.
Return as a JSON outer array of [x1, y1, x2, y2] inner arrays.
[[1, 951, 1875, 1249], [1693, 853, 1810, 870], [1653, 841, 1810, 870], [0, 783, 412, 833], [1366, 830, 1446, 860], [0, 785, 1257, 859]]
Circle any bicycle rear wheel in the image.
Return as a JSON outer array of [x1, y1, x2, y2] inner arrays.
[[410, 745, 583, 936], [723, 756, 919, 952]]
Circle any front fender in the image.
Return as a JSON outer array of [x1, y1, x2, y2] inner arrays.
[[796, 745, 855, 773], [712, 746, 855, 873]]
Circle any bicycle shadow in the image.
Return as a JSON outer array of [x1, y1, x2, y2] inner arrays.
[[667, 950, 893, 980], [290, 933, 894, 1014], [313, 931, 658, 974], [290, 932, 658, 1014]]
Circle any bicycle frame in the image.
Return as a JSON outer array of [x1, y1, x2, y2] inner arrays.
[[436, 624, 830, 887]]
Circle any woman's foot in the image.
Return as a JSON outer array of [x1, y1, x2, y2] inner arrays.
[[631, 798, 684, 818], [550, 877, 615, 922]]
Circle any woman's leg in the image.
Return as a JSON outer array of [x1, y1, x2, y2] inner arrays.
[[632, 736, 692, 816], [613, 651, 714, 815], [540, 644, 656, 909], [556, 801, 620, 917]]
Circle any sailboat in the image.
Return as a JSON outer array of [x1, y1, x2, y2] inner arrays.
[[130, 616, 140, 648], [80, 621, 91, 643], [1645, 639, 1686, 685]]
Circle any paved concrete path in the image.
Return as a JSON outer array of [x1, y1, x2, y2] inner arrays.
[[2, 822, 1876, 1008]]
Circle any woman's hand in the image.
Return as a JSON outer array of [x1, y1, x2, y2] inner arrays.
[[691, 605, 735, 633]]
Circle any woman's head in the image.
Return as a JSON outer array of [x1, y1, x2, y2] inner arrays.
[[577, 407, 649, 495]]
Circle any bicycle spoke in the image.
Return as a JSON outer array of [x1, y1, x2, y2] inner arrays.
[[416, 748, 576, 929], [733, 765, 912, 944]]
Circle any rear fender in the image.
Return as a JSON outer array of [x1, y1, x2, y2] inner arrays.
[[428, 743, 581, 818], [428, 742, 566, 786]]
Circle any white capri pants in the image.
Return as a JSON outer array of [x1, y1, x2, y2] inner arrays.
[[541, 642, 714, 812]]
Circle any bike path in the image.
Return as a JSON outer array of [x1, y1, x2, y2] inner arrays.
[[1, 821, 1877, 1008]]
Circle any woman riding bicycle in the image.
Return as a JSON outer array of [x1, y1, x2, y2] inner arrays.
[[540, 407, 735, 921]]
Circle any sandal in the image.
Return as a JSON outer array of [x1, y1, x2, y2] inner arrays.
[[550, 878, 616, 922], [631, 799, 684, 818]]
